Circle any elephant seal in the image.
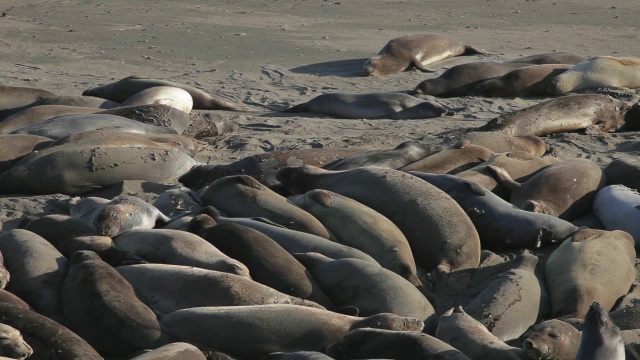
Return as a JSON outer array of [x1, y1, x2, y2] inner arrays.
[[0, 95, 119, 121], [490, 158, 606, 220], [522, 319, 581, 360], [593, 185, 640, 246], [454, 151, 561, 198], [548, 57, 640, 95], [463, 254, 545, 341], [545, 229, 635, 318], [408, 172, 579, 249], [283, 92, 452, 119], [0, 146, 196, 195], [161, 305, 424, 358], [112, 228, 250, 277], [364, 34, 490, 76], [50, 130, 204, 156], [0, 324, 32, 360], [435, 307, 526, 360], [0, 303, 102, 360], [468, 64, 572, 97], [508, 52, 588, 65], [0, 105, 101, 134], [575, 302, 625, 360], [0, 103, 191, 135], [0, 251, 7, 289], [290, 189, 421, 286], [276, 166, 481, 274], [179, 148, 364, 190], [453, 132, 546, 156], [70, 196, 171, 237], [0, 134, 52, 173], [399, 142, 494, 174], [326, 328, 470, 360], [201, 210, 379, 265], [10, 113, 178, 139], [0, 229, 67, 322], [263, 352, 332, 360], [154, 188, 203, 218], [83, 75, 242, 110], [409, 62, 531, 97], [129, 342, 206, 360], [116, 264, 324, 315], [478, 94, 626, 136], [190, 221, 335, 308], [19, 214, 145, 267], [0, 84, 55, 110], [325, 140, 434, 171], [295, 253, 436, 331], [604, 158, 640, 191], [62, 251, 169, 357], [200, 175, 332, 239], [119, 86, 193, 113]]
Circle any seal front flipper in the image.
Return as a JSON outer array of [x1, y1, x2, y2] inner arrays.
[[486, 165, 522, 190], [411, 58, 437, 73], [282, 102, 311, 113]]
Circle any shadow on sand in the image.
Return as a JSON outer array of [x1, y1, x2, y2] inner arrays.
[[290, 58, 368, 78]]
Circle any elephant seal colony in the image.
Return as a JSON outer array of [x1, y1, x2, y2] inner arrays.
[[2, 2, 640, 358]]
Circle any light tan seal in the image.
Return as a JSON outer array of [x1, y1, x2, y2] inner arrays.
[[545, 229, 635, 318], [0, 84, 55, 110], [399, 142, 494, 174], [522, 319, 581, 360], [364, 34, 490, 76], [69, 195, 171, 237], [119, 86, 193, 113], [0, 323, 33, 360], [83, 75, 242, 110], [453, 132, 546, 156], [548, 56, 640, 94], [0, 134, 53, 173]]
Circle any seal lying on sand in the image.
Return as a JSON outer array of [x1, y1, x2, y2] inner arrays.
[[283, 92, 453, 119], [70, 196, 171, 237], [83, 75, 242, 110], [119, 86, 193, 113], [478, 94, 627, 136], [507, 52, 588, 65], [0, 84, 55, 110], [363, 34, 491, 76], [522, 319, 581, 360], [468, 64, 572, 98], [409, 62, 531, 97], [0, 323, 33, 360], [548, 57, 640, 94]]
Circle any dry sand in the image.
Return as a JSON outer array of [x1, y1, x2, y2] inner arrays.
[[0, 0, 639, 226]]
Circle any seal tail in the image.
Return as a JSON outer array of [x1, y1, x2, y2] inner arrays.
[[282, 102, 310, 113], [463, 45, 497, 56]]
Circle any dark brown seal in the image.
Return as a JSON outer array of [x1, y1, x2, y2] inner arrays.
[[179, 148, 364, 190], [190, 221, 335, 309], [326, 328, 470, 360], [399, 142, 494, 174], [276, 166, 481, 274], [409, 62, 531, 97], [62, 251, 169, 357], [604, 158, 640, 191], [0, 303, 102, 360], [478, 94, 627, 136], [507, 52, 588, 65], [468, 64, 572, 97]]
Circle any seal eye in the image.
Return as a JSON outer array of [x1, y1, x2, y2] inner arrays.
[[548, 333, 559, 339]]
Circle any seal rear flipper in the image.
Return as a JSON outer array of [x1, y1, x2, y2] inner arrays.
[[486, 165, 522, 190], [463, 45, 496, 56], [282, 102, 311, 113]]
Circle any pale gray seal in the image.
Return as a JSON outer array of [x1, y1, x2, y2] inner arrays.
[[119, 86, 193, 113], [575, 302, 625, 360], [593, 185, 640, 246]]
